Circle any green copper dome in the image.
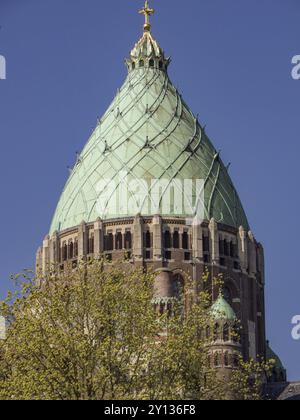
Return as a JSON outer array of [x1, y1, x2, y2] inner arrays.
[[50, 28, 249, 234], [266, 342, 285, 371], [211, 294, 237, 321]]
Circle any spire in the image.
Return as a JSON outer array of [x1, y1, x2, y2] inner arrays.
[[126, 1, 170, 73], [139, 0, 155, 33]]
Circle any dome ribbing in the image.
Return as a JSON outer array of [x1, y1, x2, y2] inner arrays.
[[49, 10, 249, 234]]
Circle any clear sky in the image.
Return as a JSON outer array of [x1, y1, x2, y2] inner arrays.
[[0, 0, 299, 380]]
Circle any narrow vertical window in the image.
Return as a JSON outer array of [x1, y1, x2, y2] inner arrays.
[[88, 234, 94, 254], [223, 323, 230, 342], [74, 238, 78, 257], [69, 240, 74, 259], [203, 235, 210, 252], [116, 232, 123, 250], [125, 231, 132, 250], [173, 231, 180, 249], [164, 230, 172, 249], [105, 233, 114, 251], [145, 230, 151, 248], [182, 232, 189, 250], [62, 242, 67, 261], [224, 352, 229, 367]]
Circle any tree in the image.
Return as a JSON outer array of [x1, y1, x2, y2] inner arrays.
[[229, 357, 274, 401], [0, 261, 270, 400]]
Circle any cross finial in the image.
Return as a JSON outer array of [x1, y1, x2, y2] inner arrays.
[[139, 0, 155, 32]]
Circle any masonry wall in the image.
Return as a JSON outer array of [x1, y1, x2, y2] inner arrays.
[[37, 215, 267, 362]]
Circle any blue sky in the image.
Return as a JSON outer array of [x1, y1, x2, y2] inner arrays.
[[0, 0, 299, 380]]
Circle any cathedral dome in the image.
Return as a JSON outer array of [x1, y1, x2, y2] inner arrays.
[[49, 7, 249, 234]]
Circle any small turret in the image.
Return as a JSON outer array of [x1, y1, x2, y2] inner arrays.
[[209, 294, 242, 377]]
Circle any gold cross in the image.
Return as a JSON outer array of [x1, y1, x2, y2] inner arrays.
[[139, 0, 155, 32]]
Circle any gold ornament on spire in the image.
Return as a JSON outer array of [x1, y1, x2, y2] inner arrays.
[[139, 0, 155, 32]]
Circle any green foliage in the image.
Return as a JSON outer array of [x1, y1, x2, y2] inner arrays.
[[229, 357, 274, 400], [0, 261, 268, 400]]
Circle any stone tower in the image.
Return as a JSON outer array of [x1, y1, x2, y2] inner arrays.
[[37, 1, 267, 367]]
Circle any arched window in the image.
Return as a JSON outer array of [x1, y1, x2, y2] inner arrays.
[[164, 231, 172, 249], [116, 232, 123, 250], [105, 233, 114, 251], [88, 234, 94, 254], [69, 240, 74, 259], [145, 231, 151, 248], [149, 59, 154, 68], [224, 239, 229, 256], [182, 232, 189, 250], [159, 61, 163, 69], [173, 231, 180, 249], [132, 62, 136, 70], [231, 325, 240, 343], [139, 60, 144, 68], [213, 323, 221, 341], [223, 323, 230, 342], [214, 352, 221, 367], [125, 231, 132, 250], [224, 352, 229, 367], [214, 353, 218, 367], [62, 242, 68, 261], [74, 239, 78, 257]]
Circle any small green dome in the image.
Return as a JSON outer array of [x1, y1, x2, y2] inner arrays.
[[211, 295, 237, 321], [50, 31, 249, 234]]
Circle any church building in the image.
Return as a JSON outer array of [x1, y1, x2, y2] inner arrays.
[[36, 1, 288, 395]]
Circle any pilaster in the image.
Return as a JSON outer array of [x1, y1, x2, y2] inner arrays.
[[238, 226, 248, 274], [94, 218, 104, 257], [78, 221, 88, 259], [209, 218, 219, 265], [152, 215, 162, 261]]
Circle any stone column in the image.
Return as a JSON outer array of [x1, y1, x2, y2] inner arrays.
[[238, 226, 248, 273], [192, 216, 203, 261], [50, 231, 59, 263], [78, 221, 88, 259], [133, 214, 143, 260], [209, 218, 219, 265], [152, 215, 162, 261], [94, 218, 103, 257]]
